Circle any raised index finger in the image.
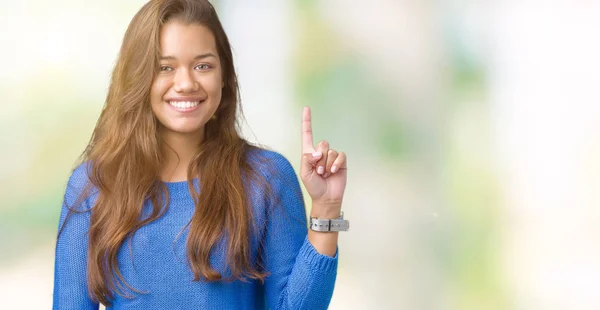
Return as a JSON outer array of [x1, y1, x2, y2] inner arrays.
[[302, 106, 315, 153]]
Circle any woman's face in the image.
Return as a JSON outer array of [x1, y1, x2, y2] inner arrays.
[[151, 21, 223, 138]]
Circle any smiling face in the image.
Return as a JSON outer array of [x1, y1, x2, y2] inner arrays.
[[150, 20, 223, 140]]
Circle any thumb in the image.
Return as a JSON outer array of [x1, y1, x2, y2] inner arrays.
[[300, 151, 322, 179]]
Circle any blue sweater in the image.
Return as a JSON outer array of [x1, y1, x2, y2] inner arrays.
[[53, 150, 338, 309]]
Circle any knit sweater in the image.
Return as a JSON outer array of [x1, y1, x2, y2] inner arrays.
[[53, 149, 338, 309]]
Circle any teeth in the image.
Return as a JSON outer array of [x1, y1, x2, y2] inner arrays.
[[168, 101, 200, 109]]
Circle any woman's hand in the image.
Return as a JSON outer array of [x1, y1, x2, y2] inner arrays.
[[299, 107, 347, 211]]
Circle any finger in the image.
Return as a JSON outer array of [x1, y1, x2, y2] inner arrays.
[[330, 152, 347, 174], [323, 149, 338, 178], [315, 140, 329, 175], [301, 106, 315, 153], [300, 151, 322, 179]]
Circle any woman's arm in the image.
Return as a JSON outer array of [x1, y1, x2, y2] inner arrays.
[[53, 164, 99, 310], [261, 152, 338, 310]]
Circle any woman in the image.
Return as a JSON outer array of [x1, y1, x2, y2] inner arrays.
[[53, 0, 348, 309]]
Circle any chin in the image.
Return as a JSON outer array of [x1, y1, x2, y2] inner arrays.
[[169, 124, 207, 135]]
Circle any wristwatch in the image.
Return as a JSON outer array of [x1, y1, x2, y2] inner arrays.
[[310, 212, 350, 232]]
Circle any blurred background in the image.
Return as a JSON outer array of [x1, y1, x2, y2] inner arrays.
[[1, 0, 599, 309]]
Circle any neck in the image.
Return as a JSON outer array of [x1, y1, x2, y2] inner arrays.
[[159, 127, 204, 182]]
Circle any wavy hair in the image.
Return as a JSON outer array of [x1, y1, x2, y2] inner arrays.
[[64, 0, 273, 306]]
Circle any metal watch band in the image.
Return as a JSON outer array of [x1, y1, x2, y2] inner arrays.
[[309, 212, 350, 232]]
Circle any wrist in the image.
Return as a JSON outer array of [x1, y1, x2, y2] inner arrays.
[[310, 201, 342, 218]]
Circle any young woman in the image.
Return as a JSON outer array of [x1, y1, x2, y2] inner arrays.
[[52, 0, 348, 309]]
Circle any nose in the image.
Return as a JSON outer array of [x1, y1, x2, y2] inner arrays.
[[173, 68, 199, 93]]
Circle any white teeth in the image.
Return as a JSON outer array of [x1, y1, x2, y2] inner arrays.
[[168, 101, 200, 109]]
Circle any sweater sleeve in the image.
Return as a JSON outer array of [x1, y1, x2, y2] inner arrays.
[[262, 152, 338, 310], [53, 163, 99, 310]]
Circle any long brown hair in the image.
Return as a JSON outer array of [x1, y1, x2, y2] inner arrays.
[[66, 0, 273, 305]]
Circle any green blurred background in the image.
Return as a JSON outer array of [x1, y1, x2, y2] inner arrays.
[[1, 0, 600, 309]]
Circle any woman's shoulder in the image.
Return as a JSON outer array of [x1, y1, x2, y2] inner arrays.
[[63, 161, 97, 208], [66, 161, 92, 189], [246, 146, 297, 181], [244, 147, 304, 214]]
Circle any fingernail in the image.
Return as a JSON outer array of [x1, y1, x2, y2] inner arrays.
[[312, 152, 322, 158], [317, 166, 324, 174], [331, 165, 338, 173]]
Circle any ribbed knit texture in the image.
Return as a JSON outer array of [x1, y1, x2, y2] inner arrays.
[[53, 149, 338, 309]]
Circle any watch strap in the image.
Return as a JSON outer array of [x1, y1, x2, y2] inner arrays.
[[310, 212, 349, 232]]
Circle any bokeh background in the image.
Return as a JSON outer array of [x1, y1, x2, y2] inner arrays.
[[1, 0, 600, 309]]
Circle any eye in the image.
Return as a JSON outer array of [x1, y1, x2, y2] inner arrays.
[[195, 64, 212, 70], [159, 65, 173, 72]]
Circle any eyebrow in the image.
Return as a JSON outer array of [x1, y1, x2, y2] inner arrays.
[[159, 53, 217, 61]]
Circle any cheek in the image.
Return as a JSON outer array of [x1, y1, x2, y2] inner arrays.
[[151, 79, 169, 103], [202, 74, 223, 98]]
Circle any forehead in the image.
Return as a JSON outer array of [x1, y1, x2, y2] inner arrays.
[[159, 21, 218, 56]]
